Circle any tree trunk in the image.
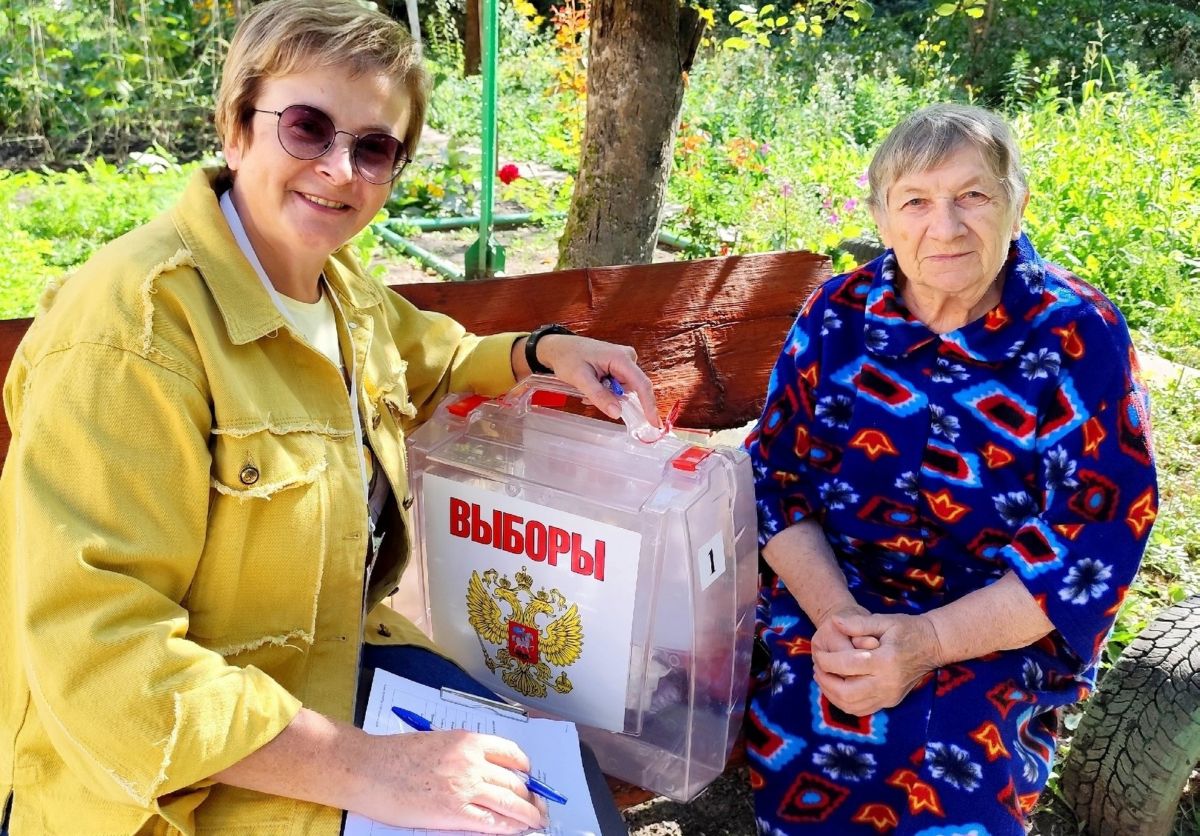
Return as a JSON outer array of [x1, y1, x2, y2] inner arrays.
[[557, 1, 703, 268], [464, 0, 481, 77]]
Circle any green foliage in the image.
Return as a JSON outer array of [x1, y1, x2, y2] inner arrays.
[[390, 137, 482, 217], [881, 0, 1200, 101], [667, 47, 949, 262], [698, 0, 872, 45], [0, 1, 236, 163], [721, 2, 873, 47], [1017, 70, 1200, 367], [423, 20, 584, 174], [0, 6, 1196, 826], [0, 154, 193, 317], [348, 210, 391, 281]]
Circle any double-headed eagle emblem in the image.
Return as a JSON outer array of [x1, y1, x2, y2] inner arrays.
[[466, 566, 583, 699]]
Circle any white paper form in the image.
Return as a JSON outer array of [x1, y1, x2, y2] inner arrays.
[[344, 668, 602, 836]]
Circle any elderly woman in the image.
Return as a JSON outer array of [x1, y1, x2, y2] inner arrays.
[[0, 1, 651, 833], [745, 103, 1157, 834]]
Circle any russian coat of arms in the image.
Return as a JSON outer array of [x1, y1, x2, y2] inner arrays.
[[466, 567, 583, 699]]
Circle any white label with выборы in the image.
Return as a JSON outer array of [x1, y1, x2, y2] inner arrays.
[[423, 474, 641, 732]]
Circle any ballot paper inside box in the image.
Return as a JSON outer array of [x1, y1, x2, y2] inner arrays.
[[405, 377, 757, 802]]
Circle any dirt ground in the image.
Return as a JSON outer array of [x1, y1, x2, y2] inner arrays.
[[378, 219, 681, 286], [623, 768, 756, 835], [379, 220, 564, 284]]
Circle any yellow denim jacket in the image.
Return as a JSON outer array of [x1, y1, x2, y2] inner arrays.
[[0, 169, 522, 834]]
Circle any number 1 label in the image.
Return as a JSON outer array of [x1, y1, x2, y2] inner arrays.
[[697, 532, 727, 591]]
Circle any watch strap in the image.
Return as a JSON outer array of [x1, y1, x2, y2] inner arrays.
[[525, 323, 574, 375]]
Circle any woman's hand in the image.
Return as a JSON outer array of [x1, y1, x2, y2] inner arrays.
[[516, 333, 660, 427], [215, 709, 546, 834], [352, 729, 547, 833], [811, 604, 881, 660], [811, 612, 943, 717]]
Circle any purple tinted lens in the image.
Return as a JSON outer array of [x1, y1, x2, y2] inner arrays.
[[277, 105, 335, 158], [275, 103, 403, 182], [355, 133, 402, 182]]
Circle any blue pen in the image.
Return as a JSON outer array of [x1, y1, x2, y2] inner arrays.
[[391, 706, 568, 805]]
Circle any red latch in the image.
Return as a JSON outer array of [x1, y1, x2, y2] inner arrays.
[[671, 445, 713, 472], [530, 391, 569, 408], [447, 394, 491, 417]]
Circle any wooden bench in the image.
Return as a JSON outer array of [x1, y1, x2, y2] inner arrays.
[[0, 249, 832, 810]]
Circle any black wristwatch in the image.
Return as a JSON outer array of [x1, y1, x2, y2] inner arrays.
[[524, 323, 574, 375]]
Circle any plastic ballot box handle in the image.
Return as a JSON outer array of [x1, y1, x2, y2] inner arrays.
[[503, 374, 666, 444]]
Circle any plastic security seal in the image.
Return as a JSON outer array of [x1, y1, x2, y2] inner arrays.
[[600, 376, 671, 444]]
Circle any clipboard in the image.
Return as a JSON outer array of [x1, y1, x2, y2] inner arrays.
[[345, 668, 605, 836], [438, 686, 529, 720]]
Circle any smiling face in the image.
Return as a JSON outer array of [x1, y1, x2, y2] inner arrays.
[[224, 64, 411, 294], [872, 143, 1028, 302]]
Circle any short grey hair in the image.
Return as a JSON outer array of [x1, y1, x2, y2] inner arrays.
[[867, 103, 1028, 211]]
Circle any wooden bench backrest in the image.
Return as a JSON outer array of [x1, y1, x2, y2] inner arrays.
[[0, 250, 830, 464]]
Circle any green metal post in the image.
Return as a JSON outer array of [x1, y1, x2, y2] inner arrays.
[[472, 0, 500, 279]]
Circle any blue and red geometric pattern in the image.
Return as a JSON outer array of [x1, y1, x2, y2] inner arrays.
[[952, 381, 1038, 450], [747, 702, 808, 770], [811, 681, 890, 744], [746, 234, 1158, 834], [921, 439, 983, 488], [1035, 374, 1087, 449], [831, 358, 928, 416]]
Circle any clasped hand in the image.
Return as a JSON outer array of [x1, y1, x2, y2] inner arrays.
[[811, 607, 944, 717]]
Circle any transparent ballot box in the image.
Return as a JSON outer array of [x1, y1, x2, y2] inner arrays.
[[405, 377, 757, 801]]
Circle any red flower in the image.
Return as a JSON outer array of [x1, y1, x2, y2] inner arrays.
[[498, 163, 521, 184]]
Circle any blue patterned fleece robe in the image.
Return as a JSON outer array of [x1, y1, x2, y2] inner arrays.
[[745, 234, 1158, 836]]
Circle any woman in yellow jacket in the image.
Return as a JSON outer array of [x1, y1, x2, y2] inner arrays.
[[0, 2, 656, 833]]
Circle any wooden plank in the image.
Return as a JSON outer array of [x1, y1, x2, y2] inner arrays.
[[394, 251, 831, 430], [0, 317, 32, 464], [0, 251, 832, 465]]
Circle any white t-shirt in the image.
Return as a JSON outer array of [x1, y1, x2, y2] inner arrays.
[[276, 288, 342, 371]]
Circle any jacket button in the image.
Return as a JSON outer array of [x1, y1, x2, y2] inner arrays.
[[239, 465, 260, 485], [371, 411, 382, 429], [377, 624, 392, 637], [402, 495, 414, 510]]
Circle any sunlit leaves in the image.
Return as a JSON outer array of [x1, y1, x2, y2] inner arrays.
[[720, 1, 872, 50], [934, 0, 986, 18]]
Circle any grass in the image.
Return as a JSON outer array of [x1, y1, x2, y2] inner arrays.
[[1116, 372, 1200, 637], [0, 156, 192, 318]]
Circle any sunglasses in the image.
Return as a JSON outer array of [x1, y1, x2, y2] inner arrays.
[[253, 104, 410, 185]]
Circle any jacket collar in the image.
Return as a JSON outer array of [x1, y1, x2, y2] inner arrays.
[[863, 233, 1047, 364], [170, 168, 383, 345]]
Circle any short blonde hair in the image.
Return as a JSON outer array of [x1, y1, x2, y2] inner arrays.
[[215, 0, 427, 159], [867, 103, 1027, 211]]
